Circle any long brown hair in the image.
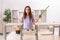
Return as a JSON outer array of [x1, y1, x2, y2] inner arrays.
[[23, 6, 32, 20]]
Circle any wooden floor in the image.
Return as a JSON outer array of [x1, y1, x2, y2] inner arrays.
[[0, 35, 60, 40], [6, 31, 60, 40]]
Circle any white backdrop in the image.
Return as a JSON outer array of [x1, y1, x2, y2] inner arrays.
[[0, 0, 60, 22]]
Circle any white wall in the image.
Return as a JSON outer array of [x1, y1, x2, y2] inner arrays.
[[47, 0, 60, 23], [2, 0, 49, 10], [0, 0, 60, 22], [0, 0, 2, 19]]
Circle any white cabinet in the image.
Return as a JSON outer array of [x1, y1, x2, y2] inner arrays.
[[11, 10, 18, 23], [0, 21, 3, 34]]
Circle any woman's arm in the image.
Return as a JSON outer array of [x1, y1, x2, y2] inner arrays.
[[32, 15, 41, 25], [35, 15, 41, 23], [18, 17, 23, 23]]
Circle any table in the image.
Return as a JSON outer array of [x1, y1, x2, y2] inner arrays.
[[4, 22, 60, 40], [4, 23, 38, 40]]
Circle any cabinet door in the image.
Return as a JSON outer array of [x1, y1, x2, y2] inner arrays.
[[34, 10, 47, 22], [0, 21, 3, 33], [12, 10, 18, 23], [41, 10, 47, 22]]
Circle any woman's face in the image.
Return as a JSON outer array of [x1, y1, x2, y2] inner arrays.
[[25, 7, 30, 15]]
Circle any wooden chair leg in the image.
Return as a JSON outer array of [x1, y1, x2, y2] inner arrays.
[[35, 25, 38, 40], [20, 25, 23, 40]]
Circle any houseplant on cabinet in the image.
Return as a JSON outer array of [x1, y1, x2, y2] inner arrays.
[[3, 9, 11, 23]]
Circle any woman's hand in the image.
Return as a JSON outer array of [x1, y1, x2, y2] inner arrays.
[[18, 18, 23, 24], [39, 15, 41, 18]]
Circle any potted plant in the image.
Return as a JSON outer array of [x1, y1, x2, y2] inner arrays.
[[3, 9, 11, 23]]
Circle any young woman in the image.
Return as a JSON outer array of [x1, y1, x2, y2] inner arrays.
[[21, 6, 41, 30], [16, 6, 41, 34]]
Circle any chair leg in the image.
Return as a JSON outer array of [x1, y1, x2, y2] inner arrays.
[[35, 33, 38, 40], [35, 25, 38, 40], [20, 25, 23, 40], [21, 33, 23, 40]]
